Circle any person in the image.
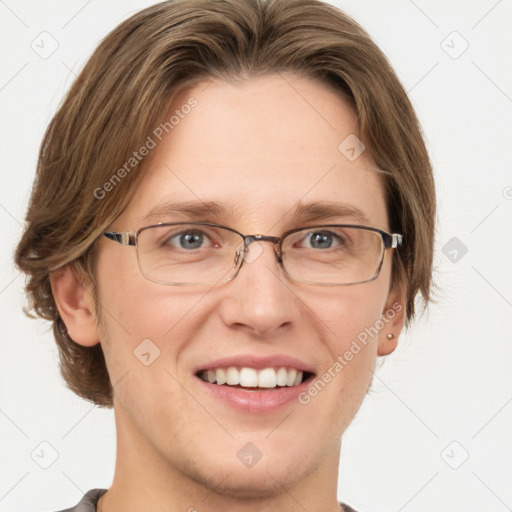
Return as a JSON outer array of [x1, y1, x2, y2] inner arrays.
[[14, 0, 435, 510]]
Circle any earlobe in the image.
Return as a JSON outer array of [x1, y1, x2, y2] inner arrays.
[[377, 285, 406, 356], [49, 266, 100, 347]]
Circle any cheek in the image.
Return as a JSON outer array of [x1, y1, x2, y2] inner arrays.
[[93, 256, 206, 429], [304, 277, 388, 352], [93, 247, 207, 402], [95, 245, 204, 341], [296, 271, 391, 425]]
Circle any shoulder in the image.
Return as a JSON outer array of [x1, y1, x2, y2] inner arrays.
[[340, 502, 359, 512], [53, 491, 355, 512], [54, 489, 107, 512]]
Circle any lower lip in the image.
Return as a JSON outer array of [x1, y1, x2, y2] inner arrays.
[[196, 376, 314, 413]]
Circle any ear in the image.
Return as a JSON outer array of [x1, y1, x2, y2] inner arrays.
[[49, 266, 100, 347], [377, 284, 406, 356]]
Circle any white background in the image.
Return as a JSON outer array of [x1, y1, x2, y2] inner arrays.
[[1, 1, 511, 511]]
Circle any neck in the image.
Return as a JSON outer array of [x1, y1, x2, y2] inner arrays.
[[100, 403, 343, 512]]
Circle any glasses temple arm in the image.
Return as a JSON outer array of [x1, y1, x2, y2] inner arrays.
[[103, 231, 136, 246]]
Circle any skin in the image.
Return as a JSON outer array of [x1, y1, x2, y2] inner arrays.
[[51, 74, 405, 512]]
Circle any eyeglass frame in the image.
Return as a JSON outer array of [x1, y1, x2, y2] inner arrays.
[[102, 221, 404, 286]]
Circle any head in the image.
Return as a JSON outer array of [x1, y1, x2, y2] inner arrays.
[[15, 0, 435, 498]]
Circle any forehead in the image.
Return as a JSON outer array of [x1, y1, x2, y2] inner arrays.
[[123, 74, 388, 231]]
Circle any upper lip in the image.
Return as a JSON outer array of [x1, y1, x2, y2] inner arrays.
[[195, 354, 315, 374]]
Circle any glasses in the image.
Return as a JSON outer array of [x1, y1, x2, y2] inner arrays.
[[103, 222, 403, 286]]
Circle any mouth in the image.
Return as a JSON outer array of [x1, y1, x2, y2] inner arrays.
[[195, 366, 315, 390], [193, 354, 317, 412]]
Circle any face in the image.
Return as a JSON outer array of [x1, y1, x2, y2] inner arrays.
[[91, 74, 402, 497]]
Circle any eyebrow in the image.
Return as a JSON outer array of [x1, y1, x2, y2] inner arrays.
[[292, 201, 370, 225], [139, 200, 232, 224], [138, 199, 370, 226]]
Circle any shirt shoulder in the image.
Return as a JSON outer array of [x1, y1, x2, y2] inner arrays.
[[54, 491, 353, 512], [54, 489, 107, 512], [340, 502, 359, 512]]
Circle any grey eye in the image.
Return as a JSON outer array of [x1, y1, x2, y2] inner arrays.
[[168, 231, 208, 250], [303, 231, 342, 249]]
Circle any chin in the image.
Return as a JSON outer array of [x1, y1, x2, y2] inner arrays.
[[184, 457, 308, 500]]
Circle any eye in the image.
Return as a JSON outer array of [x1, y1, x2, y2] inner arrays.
[[166, 230, 210, 250], [300, 230, 344, 250]]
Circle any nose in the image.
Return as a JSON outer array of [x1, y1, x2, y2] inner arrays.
[[218, 239, 299, 337]]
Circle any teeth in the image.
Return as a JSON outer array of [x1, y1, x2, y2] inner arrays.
[[226, 367, 239, 385], [199, 367, 305, 388], [276, 367, 288, 386], [258, 368, 276, 388], [239, 368, 258, 387], [216, 367, 227, 385], [286, 368, 297, 387]]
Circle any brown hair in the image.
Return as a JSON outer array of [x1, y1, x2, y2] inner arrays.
[[14, 0, 436, 407]]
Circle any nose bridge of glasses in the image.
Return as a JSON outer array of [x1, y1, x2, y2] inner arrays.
[[235, 234, 282, 265], [245, 234, 281, 246]]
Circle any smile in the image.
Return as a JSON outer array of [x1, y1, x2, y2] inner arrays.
[[197, 366, 312, 388]]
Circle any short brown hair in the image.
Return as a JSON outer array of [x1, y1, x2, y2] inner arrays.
[[15, 0, 436, 407]]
